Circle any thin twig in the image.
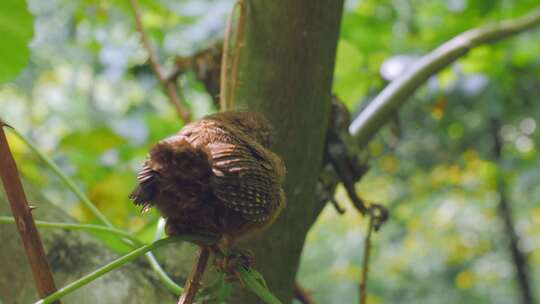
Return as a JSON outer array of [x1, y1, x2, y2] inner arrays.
[[359, 215, 374, 304], [293, 281, 316, 304], [129, 0, 191, 122], [490, 119, 535, 304], [177, 246, 211, 304], [0, 123, 60, 303], [330, 198, 346, 214]]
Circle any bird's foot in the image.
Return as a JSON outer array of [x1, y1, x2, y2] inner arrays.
[[215, 248, 254, 282]]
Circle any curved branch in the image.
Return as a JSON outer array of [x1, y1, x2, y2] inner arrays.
[[349, 8, 540, 146]]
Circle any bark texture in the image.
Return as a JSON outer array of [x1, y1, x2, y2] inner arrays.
[[233, 1, 344, 302]]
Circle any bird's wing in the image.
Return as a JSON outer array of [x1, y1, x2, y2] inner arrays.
[[209, 142, 275, 222]]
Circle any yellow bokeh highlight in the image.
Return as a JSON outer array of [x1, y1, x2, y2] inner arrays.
[[128, 216, 148, 232], [368, 141, 384, 156], [336, 264, 361, 281], [379, 154, 399, 173], [366, 294, 381, 304], [463, 149, 479, 163], [455, 271, 474, 289], [532, 208, 540, 225]]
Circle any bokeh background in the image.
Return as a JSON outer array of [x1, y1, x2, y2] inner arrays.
[[1, 0, 539, 303]]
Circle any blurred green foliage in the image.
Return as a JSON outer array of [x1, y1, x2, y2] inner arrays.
[[0, 0, 33, 82], [0, 0, 539, 303], [301, 1, 540, 303]]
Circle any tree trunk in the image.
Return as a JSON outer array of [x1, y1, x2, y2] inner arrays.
[[234, 1, 344, 302]]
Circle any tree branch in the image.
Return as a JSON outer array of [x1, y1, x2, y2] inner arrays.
[[359, 215, 373, 304], [350, 8, 540, 146], [293, 282, 315, 304], [177, 246, 211, 304], [0, 123, 60, 303], [129, 0, 191, 122], [490, 119, 535, 304]]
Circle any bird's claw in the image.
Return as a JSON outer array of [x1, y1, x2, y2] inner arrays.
[[215, 249, 254, 282]]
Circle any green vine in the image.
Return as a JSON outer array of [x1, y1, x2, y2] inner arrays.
[[6, 127, 182, 295], [34, 235, 216, 304]]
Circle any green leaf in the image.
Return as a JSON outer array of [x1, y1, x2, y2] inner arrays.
[[246, 268, 269, 289], [0, 0, 33, 83], [237, 267, 281, 304]]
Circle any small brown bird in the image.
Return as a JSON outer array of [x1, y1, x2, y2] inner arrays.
[[129, 111, 286, 250]]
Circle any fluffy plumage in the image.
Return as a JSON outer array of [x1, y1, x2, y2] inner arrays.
[[129, 111, 286, 242]]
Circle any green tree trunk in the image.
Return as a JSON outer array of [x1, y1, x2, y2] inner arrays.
[[234, 1, 344, 302]]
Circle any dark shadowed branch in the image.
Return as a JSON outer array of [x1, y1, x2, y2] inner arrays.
[[293, 282, 315, 304], [490, 119, 535, 304], [359, 215, 373, 304]]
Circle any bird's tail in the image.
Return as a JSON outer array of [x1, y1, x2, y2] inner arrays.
[[129, 164, 158, 213]]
